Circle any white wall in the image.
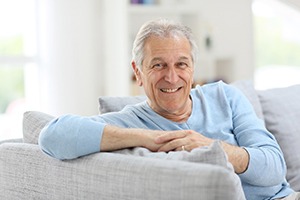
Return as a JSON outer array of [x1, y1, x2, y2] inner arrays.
[[37, 0, 104, 116], [196, 0, 254, 83], [102, 0, 130, 97]]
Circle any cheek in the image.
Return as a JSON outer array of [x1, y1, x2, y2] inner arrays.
[[182, 70, 194, 83], [146, 71, 161, 84]]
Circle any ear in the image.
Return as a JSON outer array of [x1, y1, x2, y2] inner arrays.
[[131, 61, 143, 86]]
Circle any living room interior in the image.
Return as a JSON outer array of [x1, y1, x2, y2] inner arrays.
[[1, 0, 300, 141], [1, 1, 300, 199]]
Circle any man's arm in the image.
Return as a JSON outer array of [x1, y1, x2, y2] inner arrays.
[[100, 125, 165, 152], [39, 115, 104, 160], [220, 141, 249, 174], [39, 115, 166, 160]]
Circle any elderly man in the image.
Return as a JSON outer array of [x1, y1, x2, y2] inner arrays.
[[39, 19, 298, 200]]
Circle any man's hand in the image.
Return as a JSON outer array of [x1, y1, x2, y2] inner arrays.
[[155, 130, 214, 151], [154, 130, 249, 174], [101, 126, 249, 174]]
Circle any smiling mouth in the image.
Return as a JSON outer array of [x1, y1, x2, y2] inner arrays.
[[160, 87, 182, 93]]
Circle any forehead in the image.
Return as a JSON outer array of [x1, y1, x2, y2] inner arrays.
[[143, 35, 191, 57]]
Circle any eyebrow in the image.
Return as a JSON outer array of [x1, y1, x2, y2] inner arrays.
[[150, 56, 190, 63], [150, 57, 164, 63], [178, 56, 190, 61]]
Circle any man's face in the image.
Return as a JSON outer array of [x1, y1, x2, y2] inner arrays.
[[133, 35, 194, 116]]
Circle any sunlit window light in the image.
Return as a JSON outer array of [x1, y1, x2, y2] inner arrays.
[[252, 0, 300, 90], [0, 0, 39, 140]]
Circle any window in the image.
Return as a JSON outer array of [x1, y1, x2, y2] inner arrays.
[[0, 0, 38, 140], [253, 0, 300, 89]]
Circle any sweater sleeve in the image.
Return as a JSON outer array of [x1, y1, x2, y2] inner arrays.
[[223, 83, 286, 186], [38, 115, 105, 160]]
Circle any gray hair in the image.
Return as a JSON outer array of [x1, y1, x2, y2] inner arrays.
[[132, 18, 199, 69]]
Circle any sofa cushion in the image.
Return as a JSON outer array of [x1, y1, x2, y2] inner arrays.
[[99, 96, 146, 114], [258, 84, 300, 191], [23, 111, 54, 144]]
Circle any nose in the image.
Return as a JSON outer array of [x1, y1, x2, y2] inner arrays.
[[164, 66, 179, 83]]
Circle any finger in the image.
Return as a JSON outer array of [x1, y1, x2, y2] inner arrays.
[[175, 145, 186, 151], [157, 138, 185, 152], [157, 143, 175, 152], [155, 130, 187, 144]]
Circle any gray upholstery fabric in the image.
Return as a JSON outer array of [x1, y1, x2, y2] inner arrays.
[[115, 141, 233, 171], [230, 80, 264, 120], [98, 95, 146, 114], [0, 138, 23, 144], [23, 111, 54, 144], [258, 84, 300, 191], [0, 143, 245, 200]]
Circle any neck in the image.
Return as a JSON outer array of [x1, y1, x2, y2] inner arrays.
[[151, 97, 192, 123]]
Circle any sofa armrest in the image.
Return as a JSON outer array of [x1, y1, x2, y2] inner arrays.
[[0, 138, 23, 144], [0, 143, 245, 200]]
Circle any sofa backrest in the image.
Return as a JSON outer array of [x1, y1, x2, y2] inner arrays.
[[257, 84, 300, 191]]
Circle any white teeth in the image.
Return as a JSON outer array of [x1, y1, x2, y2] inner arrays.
[[161, 88, 178, 93]]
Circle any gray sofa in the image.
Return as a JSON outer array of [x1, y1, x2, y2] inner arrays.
[[1, 80, 299, 199]]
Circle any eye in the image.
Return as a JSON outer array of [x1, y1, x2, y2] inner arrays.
[[151, 63, 165, 69], [176, 62, 188, 69]]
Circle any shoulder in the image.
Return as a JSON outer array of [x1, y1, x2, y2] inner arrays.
[[191, 81, 248, 110], [192, 81, 240, 97], [99, 101, 149, 125]]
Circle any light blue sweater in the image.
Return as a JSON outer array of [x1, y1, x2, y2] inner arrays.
[[39, 81, 293, 200]]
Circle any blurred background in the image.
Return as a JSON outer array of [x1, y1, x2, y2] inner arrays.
[[1, 0, 300, 140]]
